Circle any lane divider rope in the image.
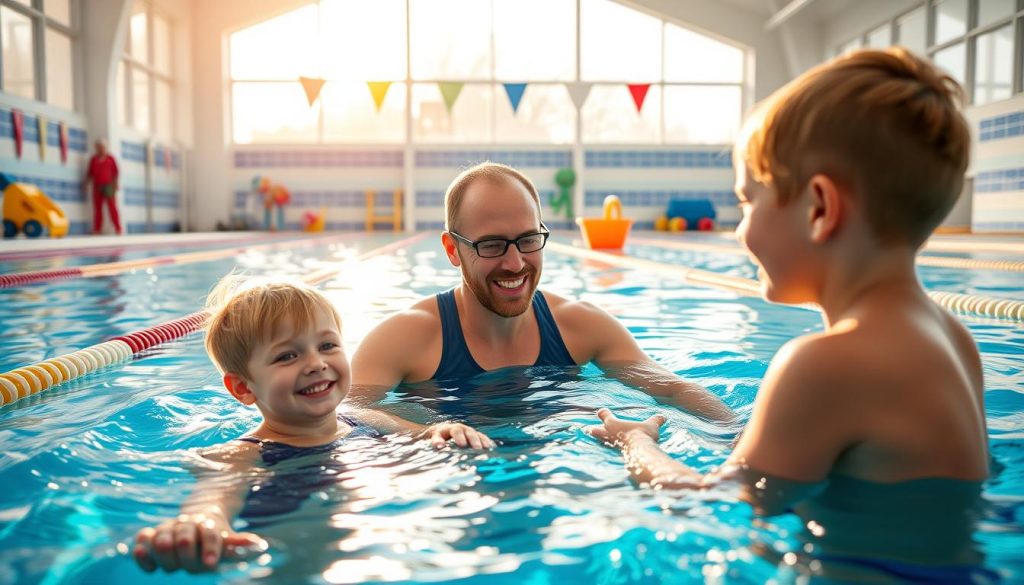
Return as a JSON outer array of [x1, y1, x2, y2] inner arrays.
[[548, 242, 1024, 323], [0, 232, 430, 408], [629, 236, 1024, 273], [0, 232, 365, 288]]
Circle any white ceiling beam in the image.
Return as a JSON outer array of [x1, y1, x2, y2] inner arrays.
[[764, 0, 818, 31]]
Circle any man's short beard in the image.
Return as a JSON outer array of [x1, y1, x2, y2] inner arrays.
[[459, 253, 539, 318]]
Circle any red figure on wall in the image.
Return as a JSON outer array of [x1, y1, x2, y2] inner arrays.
[[83, 139, 123, 235]]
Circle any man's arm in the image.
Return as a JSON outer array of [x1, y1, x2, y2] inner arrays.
[[559, 299, 734, 422], [349, 307, 494, 449]]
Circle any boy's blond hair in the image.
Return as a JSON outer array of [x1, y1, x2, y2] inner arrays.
[[203, 276, 341, 378], [737, 47, 970, 246], [444, 162, 541, 232]]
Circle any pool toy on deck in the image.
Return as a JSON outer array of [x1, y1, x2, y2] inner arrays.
[[576, 194, 633, 249], [1, 173, 69, 238], [655, 198, 716, 232], [550, 168, 576, 222], [252, 176, 291, 231], [301, 209, 326, 232]]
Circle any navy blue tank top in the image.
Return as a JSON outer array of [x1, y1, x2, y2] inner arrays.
[[432, 288, 575, 381]]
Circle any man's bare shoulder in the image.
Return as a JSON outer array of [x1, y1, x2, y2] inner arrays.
[[360, 295, 440, 344], [543, 290, 615, 325]]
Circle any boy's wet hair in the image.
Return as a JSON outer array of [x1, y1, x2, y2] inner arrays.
[[444, 161, 541, 232], [736, 47, 970, 247], [203, 276, 341, 379]]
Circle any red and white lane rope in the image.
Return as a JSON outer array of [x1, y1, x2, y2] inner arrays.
[[0, 232, 429, 407]]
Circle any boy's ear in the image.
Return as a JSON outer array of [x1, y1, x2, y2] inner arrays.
[[223, 373, 257, 405], [806, 174, 843, 244], [441, 232, 461, 267]]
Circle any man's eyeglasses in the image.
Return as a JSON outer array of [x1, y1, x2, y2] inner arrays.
[[448, 228, 550, 258]]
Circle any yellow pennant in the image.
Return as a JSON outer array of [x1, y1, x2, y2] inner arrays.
[[438, 82, 464, 113], [366, 82, 392, 112]]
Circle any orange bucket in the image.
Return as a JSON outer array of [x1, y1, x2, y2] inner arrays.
[[576, 195, 633, 249]]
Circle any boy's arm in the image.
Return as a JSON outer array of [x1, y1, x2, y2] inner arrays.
[[133, 442, 267, 573], [561, 300, 734, 422], [591, 338, 849, 508]]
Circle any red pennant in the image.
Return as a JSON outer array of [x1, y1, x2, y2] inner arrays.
[[627, 84, 651, 113], [11, 110, 24, 158], [163, 147, 172, 172], [58, 122, 68, 164]]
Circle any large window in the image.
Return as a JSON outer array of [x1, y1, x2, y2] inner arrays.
[[0, 0, 76, 110], [118, 0, 174, 139], [835, 0, 1024, 106], [229, 0, 748, 145]]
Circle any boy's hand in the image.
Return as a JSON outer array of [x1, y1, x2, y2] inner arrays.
[[132, 513, 267, 573], [419, 422, 495, 450], [587, 408, 666, 448]]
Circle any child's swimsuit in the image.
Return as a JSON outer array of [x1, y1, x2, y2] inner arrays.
[[236, 413, 381, 524]]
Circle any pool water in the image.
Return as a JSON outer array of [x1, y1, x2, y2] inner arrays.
[[0, 232, 1022, 584]]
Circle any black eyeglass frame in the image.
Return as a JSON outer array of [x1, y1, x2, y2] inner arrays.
[[447, 227, 551, 258]]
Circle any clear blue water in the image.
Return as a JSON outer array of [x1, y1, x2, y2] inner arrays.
[[0, 231, 1022, 584]]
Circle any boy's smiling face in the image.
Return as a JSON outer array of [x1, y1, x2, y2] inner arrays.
[[734, 163, 819, 305], [234, 308, 350, 424]]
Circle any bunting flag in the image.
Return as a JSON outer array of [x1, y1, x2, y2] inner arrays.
[[163, 146, 172, 172], [503, 83, 527, 114], [565, 82, 592, 110], [627, 84, 651, 113], [58, 122, 68, 164], [438, 82, 464, 113], [366, 81, 392, 112], [11, 109, 24, 159], [37, 115, 46, 160], [299, 76, 326, 106]]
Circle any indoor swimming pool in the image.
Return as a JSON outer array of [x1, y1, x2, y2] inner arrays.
[[0, 231, 1021, 584]]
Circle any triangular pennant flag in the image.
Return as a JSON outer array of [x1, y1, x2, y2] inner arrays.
[[503, 83, 527, 114], [37, 115, 46, 160], [566, 82, 592, 110], [627, 84, 651, 113], [11, 109, 24, 159], [299, 76, 326, 106], [163, 146, 172, 172], [438, 82, 464, 113], [366, 81, 392, 112], [58, 122, 68, 164]]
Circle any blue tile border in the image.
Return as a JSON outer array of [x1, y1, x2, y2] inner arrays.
[[979, 111, 1024, 142], [415, 150, 572, 168], [584, 190, 736, 207], [972, 221, 1024, 231], [0, 173, 87, 204], [975, 168, 1024, 193], [119, 141, 182, 168], [584, 150, 731, 168], [235, 150, 404, 168], [0, 108, 87, 152], [233, 189, 384, 209], [123, 187, 181, 208]]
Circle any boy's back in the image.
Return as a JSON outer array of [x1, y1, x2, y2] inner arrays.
[[739, 282, 988, 483]]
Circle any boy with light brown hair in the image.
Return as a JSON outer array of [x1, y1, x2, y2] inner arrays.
[[591, 47, 988, 569], [133, 276, 493, 574]]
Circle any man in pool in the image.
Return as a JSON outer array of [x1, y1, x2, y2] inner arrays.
[[590, 48, 989, 577], [350, 162, 734, 423]]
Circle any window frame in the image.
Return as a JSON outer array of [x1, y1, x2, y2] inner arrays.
[[0, 0, 78, 110], [227, 0, 750, 146], [120, 0, 175, 138]]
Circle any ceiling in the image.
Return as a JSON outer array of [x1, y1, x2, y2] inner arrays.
[[715, 0, 859, 23]]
